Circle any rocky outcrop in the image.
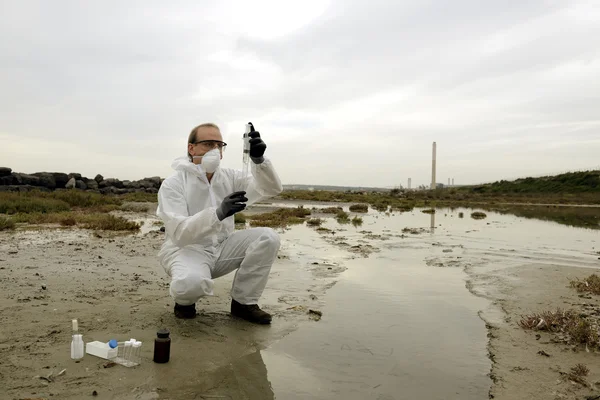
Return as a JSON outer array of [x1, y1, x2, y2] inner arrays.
[[0, 167, 163, 194]]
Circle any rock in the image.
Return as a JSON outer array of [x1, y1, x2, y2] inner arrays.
[[94, 174, 104, 183], [137, 180, 154, 189], [42, 284, 47, 290], [13, 173, 41, 186], [86, 179, 98, 190], [75, 180, 87, 190], [129, 181, 141, 189], [0, 167, 11, 176], [104, 178, 124, 188], [32, 173, 57, 190], [51, 173, 70, 188], [145, 187, 158, 194], [0, 184, 50, 192], [122, 180, 132, 188], [144, 176, 162, 188], [68, 173, 82, 180], [65, 177, 76, 189], [0, 175, 12, 185]]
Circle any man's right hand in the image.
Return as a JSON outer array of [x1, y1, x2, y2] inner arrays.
[[216, 191, 248, 221]]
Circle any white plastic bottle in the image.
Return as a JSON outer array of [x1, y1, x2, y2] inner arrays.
[[70, 319, 84, 360]]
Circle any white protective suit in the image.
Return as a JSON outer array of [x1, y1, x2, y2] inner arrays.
[[156, 156, 283, 306]]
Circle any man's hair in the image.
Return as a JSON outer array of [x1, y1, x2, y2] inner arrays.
[[188, 123, 220, 161]]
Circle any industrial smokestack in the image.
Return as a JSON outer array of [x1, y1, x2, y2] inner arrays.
[[448, 178, 450, 186], [452, 178, 454, 186], [431, 142, 437, 189], [408, 178, 411, 190]]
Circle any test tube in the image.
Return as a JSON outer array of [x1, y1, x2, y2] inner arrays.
[[242, 123, 252, 177], [133, 341, 142, 365]]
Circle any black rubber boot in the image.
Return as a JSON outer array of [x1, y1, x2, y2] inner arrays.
[[231, 299, 272, 324], [174, 303, 196, 319]]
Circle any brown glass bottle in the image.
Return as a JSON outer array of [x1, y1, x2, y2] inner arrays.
[[153, 328, 171, 363]]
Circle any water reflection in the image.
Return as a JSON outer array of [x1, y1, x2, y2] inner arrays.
[[477, 205, 600, 230], [164, 350, 275, 400]]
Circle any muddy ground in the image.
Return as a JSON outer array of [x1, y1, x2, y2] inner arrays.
[[1, 202, 599, 399]]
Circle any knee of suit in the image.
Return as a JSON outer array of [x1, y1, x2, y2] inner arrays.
[[260, 227, 281, 252], [170, 273, 213, 305]]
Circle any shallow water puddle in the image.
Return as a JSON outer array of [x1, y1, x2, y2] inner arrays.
[[255, 206, 599, 399]]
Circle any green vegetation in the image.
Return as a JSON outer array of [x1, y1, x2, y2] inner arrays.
[[336, 210, 350, 224], [0, 190, 150, 231], [234, 213, 247, 224], [351, 216, 363, 227], [306, 218, 324, 227], [422, 208, 435, 214], [474, 170, 600, 194], [247, 207, 311, 228], [280, 170, 600, 206], [0, 215, 15, 231], [471, 211, 487, 220], [349, 204, 369, 213], [321, 206, 344, 214]]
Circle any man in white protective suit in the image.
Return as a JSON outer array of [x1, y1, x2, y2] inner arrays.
[[156, 122, 283, 324]]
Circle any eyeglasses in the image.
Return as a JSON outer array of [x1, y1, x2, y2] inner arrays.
[[193, 140, 227, 150]]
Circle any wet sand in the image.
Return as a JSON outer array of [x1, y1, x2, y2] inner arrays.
[[1, 202, 599, 399]]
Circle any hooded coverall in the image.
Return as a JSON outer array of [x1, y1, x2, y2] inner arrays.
[[156, 156, 283, 306]]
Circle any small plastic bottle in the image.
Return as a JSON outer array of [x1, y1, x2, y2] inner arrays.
[[153, 329, 170, 363], [70, 319, 84, 360]]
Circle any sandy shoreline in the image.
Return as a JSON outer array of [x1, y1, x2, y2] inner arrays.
[[1, 202, 599, 399], [467, 264, 600, 399]]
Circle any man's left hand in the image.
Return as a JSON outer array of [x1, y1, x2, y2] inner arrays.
[[248, 123, 266, 164]]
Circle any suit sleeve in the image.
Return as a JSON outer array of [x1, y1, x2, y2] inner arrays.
[[233, 157, 283, 206]]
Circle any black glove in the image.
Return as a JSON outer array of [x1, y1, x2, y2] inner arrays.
[[247, 122, 266, 164], [216, 191, 248, 221]]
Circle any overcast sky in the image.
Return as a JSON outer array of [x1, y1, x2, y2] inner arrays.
[[1, 0, 599, 188]]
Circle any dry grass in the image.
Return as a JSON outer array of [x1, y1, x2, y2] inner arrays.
[[120, 202, 155, 213], [247, 207, 311, 228], [349, 204, 369, 213], [560, 364, 591, 387], [471, 211, 488, 220], [518, 308, 599, 348], [571, 364, 590, 377], [0, 215, 15, 231], [10, 212, 140, 231], [570, 274, 600, 295]]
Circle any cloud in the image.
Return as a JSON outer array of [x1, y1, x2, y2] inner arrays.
[[0, 0, 598, 187]]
